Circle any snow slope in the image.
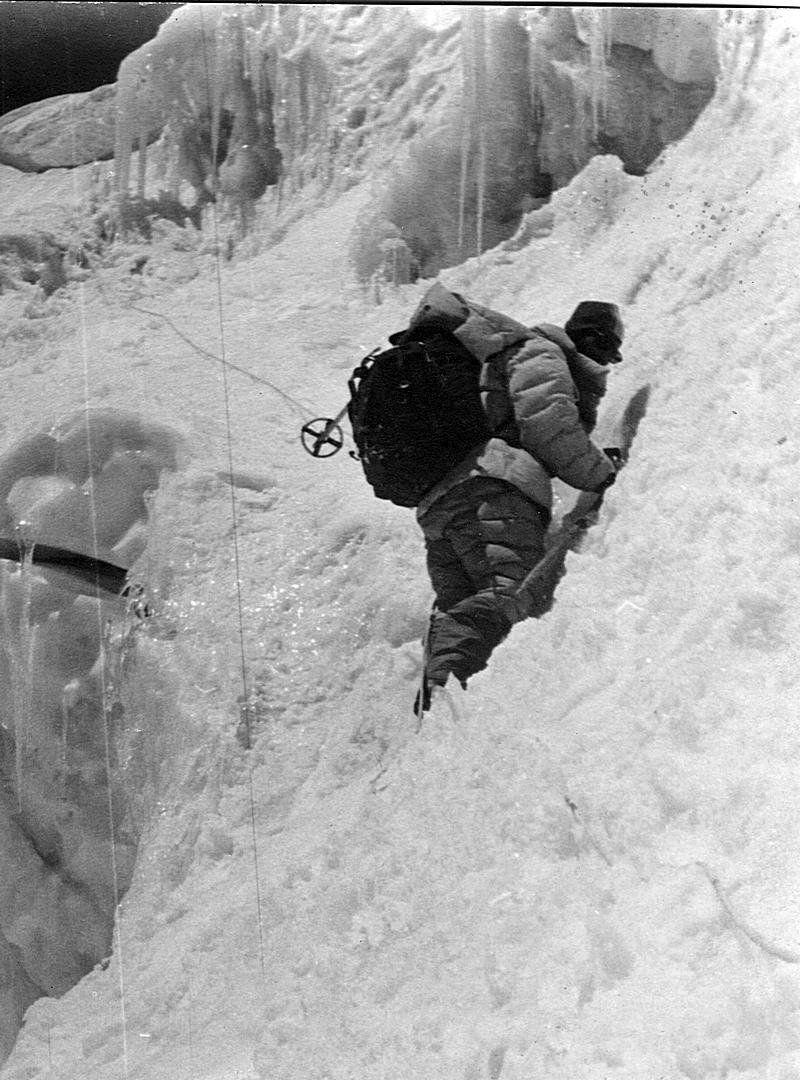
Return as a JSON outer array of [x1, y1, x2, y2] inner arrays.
[[2, 8, 800, 1080]]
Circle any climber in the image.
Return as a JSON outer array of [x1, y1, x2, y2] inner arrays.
[[415, 291, 625, 713]]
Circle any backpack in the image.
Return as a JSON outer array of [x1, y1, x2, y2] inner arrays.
[[347, 320, 490, 507]]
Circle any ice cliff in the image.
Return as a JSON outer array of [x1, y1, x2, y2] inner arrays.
[[110, 4, 719, 275], [0, 4, 720, 289]]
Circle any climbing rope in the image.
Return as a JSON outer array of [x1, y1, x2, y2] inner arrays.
[[76, 232, 131, 1077], [198, 5, 269, 987], [128, 302, 320, 425]]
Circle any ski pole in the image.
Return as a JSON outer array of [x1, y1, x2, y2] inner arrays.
[[300, 404, 349, 457]]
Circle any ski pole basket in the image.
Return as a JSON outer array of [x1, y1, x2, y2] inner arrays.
[[300, 413, 346, 457]]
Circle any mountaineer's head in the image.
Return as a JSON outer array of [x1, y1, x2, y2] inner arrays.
[[565, 301, 624, 366]]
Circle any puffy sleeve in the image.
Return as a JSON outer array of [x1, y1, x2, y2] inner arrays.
[[506, 338, 614, 492]]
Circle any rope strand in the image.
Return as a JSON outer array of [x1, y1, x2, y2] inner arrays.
[[199, 6, 269, 988], [128, 302, 318, 423], [70, 80, 132, 1080], [77, 277, 131, 1080]]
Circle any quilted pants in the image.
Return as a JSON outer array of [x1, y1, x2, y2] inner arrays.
[[418, 477, 549, 688]]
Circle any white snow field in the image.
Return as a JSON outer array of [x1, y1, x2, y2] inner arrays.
[[1, 6, 800, 1079]]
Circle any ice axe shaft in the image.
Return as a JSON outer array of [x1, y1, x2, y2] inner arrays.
[[517, 384, 651, 614]]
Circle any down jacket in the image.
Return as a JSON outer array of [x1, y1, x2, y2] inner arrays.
[[411, 283, 615, 516]]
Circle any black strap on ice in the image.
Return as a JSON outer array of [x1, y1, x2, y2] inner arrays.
[[0, 537, 130, 597]]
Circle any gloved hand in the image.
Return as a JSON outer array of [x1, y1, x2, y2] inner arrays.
[[596, 447, 623, 493], [603, 446, 624, 470]]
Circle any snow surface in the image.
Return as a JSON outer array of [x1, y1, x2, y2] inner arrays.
[[2, 8, 800, 1080]]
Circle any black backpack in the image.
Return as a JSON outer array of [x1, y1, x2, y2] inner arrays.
[[348, 320, 490, 507]]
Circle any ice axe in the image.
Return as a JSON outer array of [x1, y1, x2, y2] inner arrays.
[[516, 384, 651, 615]]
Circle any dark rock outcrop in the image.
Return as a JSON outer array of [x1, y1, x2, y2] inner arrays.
[[0, 85, 121, 172]]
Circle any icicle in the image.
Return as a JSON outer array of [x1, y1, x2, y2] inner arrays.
[[476, 125, 486, 259], [0, 568, 20, 803], [474, 7, 487, 259], [61, 680, 74, 797], [573, 9, 612, 137], [136, 95, 148, 200], [270, 7, 290, 168], [208, 25, 222, 199], [243, 24, 253, 89], [457, 126, 469, 255], [262, 5, 334, 187], [113, 69, 136, 200], [162, 120, 181, 199], [457, 13, 473, 254], [7, 538, 37, 813], [246, 25, 261, 105], [716, 9, 769, 100], [476, 13, 488, 255], [459, 7, 488, 258]]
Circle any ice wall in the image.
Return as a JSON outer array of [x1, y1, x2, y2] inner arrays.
[[0, 409, 179, 1062], [114, 4, 440, 231], [523, 6, 717, 199], [358, 5, 719, 278], [587, 7, 719, 83], [355, 7, 536, 281], [111, 5, 717, 268], [114, 5, 283, 220]]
